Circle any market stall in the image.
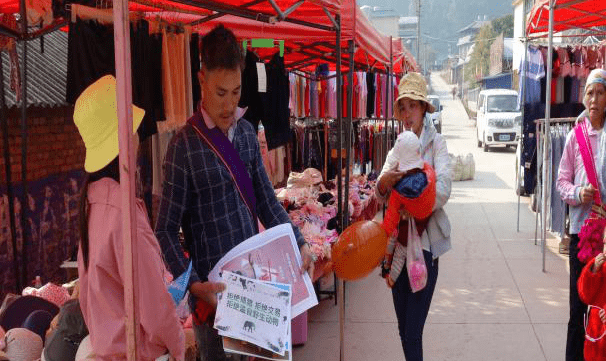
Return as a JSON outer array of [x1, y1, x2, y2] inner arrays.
[[0, 0, 415, 359], [523, 0, 606, 272]]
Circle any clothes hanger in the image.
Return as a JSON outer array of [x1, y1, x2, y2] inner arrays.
[[243, 38, 285, 57]]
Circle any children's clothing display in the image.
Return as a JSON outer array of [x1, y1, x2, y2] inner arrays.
[[275, 173, 378, 276]]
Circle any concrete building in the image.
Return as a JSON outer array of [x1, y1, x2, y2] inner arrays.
[[399, 16, 418, 61], [512, 0, 535, 72], [450, 16, 490, 89], [457, 15, 491, 60], [359, 5, 399, 39]]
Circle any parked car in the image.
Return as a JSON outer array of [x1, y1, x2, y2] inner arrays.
[[427, 95, 443, 133], [476, 89, 522, 152]]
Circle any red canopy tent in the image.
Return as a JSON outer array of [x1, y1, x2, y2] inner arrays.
[[0, 0, 415, 73], [526, 0, 606, 37]]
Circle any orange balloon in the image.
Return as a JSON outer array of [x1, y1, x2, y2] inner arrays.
[[331, 221, 389, 281]]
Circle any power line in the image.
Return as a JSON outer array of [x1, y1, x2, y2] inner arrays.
[[421, 33, 459, 43]]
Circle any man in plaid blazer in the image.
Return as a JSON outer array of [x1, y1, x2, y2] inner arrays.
[[155, 25, 314, 361]]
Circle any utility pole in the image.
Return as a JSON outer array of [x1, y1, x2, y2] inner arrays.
[[416, 0, 421, 62]]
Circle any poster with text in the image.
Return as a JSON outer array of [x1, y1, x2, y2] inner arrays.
[[208, 224, 317, 318], [214, 272, 291, 355]]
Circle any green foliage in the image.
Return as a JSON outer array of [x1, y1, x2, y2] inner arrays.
[[465, 14, 514, 82], [465, 24, 492, 82], [492, 14, 514, 38]]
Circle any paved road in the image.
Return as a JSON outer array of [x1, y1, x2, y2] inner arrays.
[[293, 72, 569, 361]]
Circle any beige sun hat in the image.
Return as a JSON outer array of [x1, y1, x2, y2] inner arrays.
[[395, 72, 435, 117]]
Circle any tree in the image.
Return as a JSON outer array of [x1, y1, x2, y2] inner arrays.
[[465, 24, 493, 82], [492, 14, 514, 38], [465, 14, 514, 82]]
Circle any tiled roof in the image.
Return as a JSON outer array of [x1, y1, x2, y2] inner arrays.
[[1, 30, 68, 109]]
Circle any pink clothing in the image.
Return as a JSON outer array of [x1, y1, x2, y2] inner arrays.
[[556, 117, 603, 234], [78, 178, 185, 361]]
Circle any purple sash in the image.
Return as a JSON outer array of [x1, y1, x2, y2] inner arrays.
[[575, 118, 602, 204], [188, 112, 259, 231]]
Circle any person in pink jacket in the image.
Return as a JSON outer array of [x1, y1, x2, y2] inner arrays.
[[578, 252, 606, 361], [557, 68, 606, 361], [73, 75, 185, 361]]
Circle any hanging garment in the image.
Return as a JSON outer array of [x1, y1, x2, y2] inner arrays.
[[519, 45, 546, 107], [367, 72, 375, 118], [327, 72, 337, 118], [131, 20, 164, 140], [184, 27, 194, 120], [67, 19, 165, 139], [190, 32, 201, 114], [310, 80, 319, 118], [305, 78, 311, 117], [0, 14, 17, 50], [319, 79, 327, 118], [288, 73, 297, 117], [264, 53, 291, 150], [258, 127, 273, 182], [550, 126, 568, 236], [239, 51, 265, 130], [66, 19, 115, 104], [358, 72, 367, 119], [564, 76, 573, 104], [557, 47, 572, 77], [158, 29, 189, 133]]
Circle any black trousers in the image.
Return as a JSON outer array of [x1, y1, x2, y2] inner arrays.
[[566, 234, 586, 361]]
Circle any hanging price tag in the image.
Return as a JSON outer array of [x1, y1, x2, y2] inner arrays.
[[256, 62, 267, 93]]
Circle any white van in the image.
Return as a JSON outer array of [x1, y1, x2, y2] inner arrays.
[[476, 89, 522, 152]]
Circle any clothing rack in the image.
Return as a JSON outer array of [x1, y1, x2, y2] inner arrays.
[[69, 4, 186, 34], [534, 117, 576, 249]]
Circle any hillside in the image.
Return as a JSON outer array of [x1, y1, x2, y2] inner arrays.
[[359, 0, 515, 60]]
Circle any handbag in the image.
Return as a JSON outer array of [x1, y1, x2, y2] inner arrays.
[[406, 219, 428, 293], [575, 119, 606, 263]]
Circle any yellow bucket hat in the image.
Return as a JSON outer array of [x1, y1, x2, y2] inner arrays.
[[73, 75, 145, 173], [395, 72, 435, 118]]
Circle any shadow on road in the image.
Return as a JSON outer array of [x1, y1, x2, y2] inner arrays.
[[453, 171, 511, 190], [484, 146, 516, 154]]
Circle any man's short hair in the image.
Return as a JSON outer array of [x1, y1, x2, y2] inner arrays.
[[200, 24, 244, 72]]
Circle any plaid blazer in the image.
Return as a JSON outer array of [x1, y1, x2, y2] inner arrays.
[[155, 117, 305, 286]]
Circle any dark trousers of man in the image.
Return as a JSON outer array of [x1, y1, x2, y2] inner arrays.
[[391, 250, 439, 361], [566, 234, 586, 361], [194, 322, 248, 361]]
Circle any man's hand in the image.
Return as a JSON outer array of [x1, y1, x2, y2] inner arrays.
[[600, 308, 606, 324], [300, 243, 315, 281], [378, 164, 405, 196], [189, 281, 226, 308], [592, 253, 606, 274], [581, 184, 597, 204]]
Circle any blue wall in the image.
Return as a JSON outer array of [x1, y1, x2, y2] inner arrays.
[[483, 74, 513, 90]]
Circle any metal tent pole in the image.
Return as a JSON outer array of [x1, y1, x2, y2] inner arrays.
[[113, 0, 139, 358], [541, 0, 555, 273], [0, 50, 20, 293], [384, 71, 388, 160], [390, 37, 394, 142], [336, 17, 343, 234], [335, 15, 345, 361], [344, 39, 354, 230], [19, 0, 29, 289], [517, 0, 529, 233]]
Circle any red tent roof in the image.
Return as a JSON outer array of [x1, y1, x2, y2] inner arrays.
[[0, 0, 415, 72], [527, 0, 606, 36]]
